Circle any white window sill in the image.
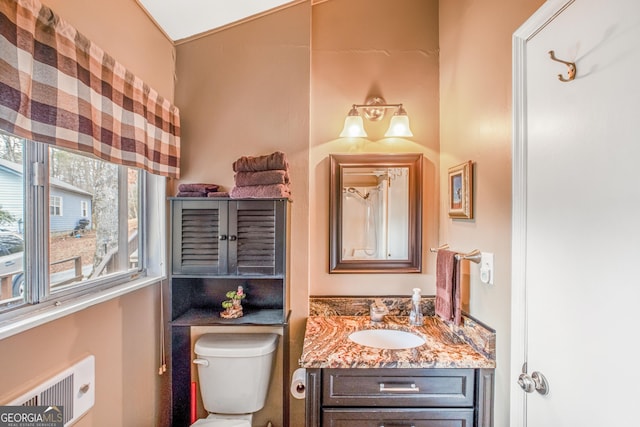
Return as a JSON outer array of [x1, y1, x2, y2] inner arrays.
[[0, 275, 163, 341]]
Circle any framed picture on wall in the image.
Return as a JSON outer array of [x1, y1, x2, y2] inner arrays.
[[448, 161, 473, 219]]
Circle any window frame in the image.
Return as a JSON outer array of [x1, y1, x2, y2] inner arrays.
[[49, 195, 62, 216], [0, 137, 166, 336]]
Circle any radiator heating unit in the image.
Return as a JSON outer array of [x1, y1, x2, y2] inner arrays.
[[8, 355, 95, 426]]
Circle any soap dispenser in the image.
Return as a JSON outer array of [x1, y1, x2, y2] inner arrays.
[[409, 288, 424, 326]]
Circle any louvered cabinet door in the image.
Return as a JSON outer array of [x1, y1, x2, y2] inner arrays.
[[228, 200, 286, 276], [171, 200, 229, 275]]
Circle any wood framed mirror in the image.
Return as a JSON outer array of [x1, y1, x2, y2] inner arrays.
[[329, 153, 422, 273]]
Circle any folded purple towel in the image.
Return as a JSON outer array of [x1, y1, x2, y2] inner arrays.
[[234, 169, 289, 187], [178, 183, 219, 193], [232, 151, 289, 172], [207, 191, 230, 198], [176, 191, 207, 197], [229, 184, 291, 199]]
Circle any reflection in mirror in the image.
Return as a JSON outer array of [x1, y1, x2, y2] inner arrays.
[[342, 166, 409, 260], [330, 154, 422, 273]]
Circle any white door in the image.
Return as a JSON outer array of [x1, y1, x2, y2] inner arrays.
[[511, 0, 640, 426]]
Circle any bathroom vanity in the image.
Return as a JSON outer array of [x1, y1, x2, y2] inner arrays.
[[168, 198, 291, 427], [306, 368, 492, 426], [300, 299, 495, 427]]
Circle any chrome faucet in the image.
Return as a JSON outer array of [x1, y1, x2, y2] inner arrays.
[[370, 299, 389, 322]]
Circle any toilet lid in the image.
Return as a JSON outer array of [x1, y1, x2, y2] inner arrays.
[[191, 419, 251, 427]]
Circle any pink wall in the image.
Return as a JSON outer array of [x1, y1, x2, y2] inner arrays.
[[439, 1, 544, 425], [0, 288, 162, 425], [174, 3, 311, 423], [310, 0, 440, 296]]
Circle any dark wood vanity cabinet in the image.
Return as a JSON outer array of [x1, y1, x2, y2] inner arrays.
[[305, 368, 494, 427], [168, 198, 290, 427]]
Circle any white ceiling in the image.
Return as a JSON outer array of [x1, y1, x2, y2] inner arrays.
[[138, 0, 297, 42]]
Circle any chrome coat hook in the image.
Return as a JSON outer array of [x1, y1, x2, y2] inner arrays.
[[548, 50, 576, 82]]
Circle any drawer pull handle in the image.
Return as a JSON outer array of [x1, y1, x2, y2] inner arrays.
[[379, 424, 416, 427], [379, 383, 419, 393]]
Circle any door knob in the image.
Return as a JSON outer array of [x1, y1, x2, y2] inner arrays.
[[518, 372, 535, 393], [518, 363, 549, 395], [531, 371, 549, 395]]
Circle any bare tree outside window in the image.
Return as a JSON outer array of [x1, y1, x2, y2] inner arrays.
[[0, 132, 139, 303]]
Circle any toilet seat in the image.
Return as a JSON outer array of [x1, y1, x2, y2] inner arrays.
[[191, 418, 251, 427]]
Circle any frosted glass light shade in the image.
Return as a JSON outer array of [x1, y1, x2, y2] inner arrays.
[[339, 115, 367, 137], [384, 114, 413, 137]]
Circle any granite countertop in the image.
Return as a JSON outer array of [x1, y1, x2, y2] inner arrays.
[[299, 315, 496, 369]]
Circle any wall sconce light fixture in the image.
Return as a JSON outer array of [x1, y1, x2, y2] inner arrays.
[[339, 96, 414, 138]]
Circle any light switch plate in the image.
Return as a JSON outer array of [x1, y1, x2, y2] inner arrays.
[[480, 252, 494, 285]]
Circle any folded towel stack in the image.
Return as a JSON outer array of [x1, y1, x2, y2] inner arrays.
[[230, 151, 292, 199], [176, 183, 225, 198]]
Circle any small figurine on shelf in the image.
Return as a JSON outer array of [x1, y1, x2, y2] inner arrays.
[[220, 285, 246, 319]]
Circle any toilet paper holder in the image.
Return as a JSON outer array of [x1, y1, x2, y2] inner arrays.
[[290, 368, 306, 399]]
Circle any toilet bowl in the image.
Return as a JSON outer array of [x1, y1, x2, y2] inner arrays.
[[191, 333, 279, 427]]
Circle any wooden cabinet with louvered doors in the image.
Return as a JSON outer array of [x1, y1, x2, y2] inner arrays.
[[171, 199, 227, 275], [171, 199, 286, 277], [168, 197, 291, 427], [229, 200, 286, 276]]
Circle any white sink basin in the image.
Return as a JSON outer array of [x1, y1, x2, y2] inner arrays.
[[348, 329, 426, 350]]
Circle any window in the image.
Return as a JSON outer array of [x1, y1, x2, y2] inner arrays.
[[0, 132, 147, 310], [49, 196, 62, 216]]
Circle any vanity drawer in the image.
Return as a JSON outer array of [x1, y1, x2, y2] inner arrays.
[[322, 368, 475, 407], [322, 408, 474, 427]]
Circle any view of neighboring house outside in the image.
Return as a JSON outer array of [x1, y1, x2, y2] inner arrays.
[[0, 158, 93, 234], [49, 179, 92, 234], [0, 158, 22, 233], [0, 140, 139, 302], [1, 157, 94, 298]]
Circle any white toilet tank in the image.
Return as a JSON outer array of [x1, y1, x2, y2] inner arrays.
[[194, 333, 279, 415]]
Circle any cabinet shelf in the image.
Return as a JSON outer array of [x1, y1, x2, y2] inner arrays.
[[171, 308, 286, 326]]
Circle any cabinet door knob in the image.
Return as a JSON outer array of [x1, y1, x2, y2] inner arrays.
[[229, 235, 237, 241], [218, 235, 227, 241]]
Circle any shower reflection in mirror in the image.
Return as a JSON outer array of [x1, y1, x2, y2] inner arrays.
[[341, 167, 409, 260]]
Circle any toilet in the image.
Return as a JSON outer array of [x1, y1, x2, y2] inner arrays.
[[191, 333, 279, 427]]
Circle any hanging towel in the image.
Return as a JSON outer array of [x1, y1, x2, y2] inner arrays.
[[435, 249, 462, 326], [232, 151, 289, 172]]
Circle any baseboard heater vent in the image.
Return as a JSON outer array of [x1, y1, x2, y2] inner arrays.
[[9, 355, 95, 426]]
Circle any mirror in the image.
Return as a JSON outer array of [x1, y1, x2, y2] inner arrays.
[[330, 153, 422, 273]]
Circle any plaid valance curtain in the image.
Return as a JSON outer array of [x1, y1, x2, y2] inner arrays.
[[0, 0, 181, 178]]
